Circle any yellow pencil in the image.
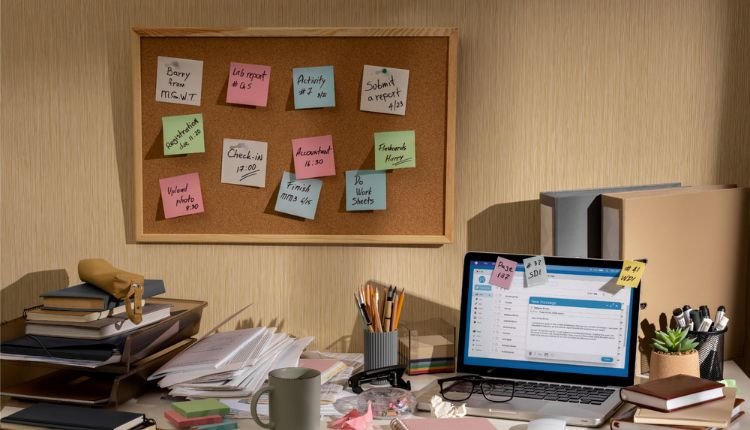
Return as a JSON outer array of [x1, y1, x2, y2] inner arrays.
[[393, 288, 405, 330]]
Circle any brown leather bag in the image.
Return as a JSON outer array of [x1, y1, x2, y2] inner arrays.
[[77, 259, 144, 324]]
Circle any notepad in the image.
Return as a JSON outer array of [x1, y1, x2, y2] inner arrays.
[[171, 398, 230, 418]]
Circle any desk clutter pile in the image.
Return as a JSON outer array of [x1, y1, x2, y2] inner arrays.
[[0, 276, 207, 405], [612, 373, 745, 429], [149, 326, 314, 398]]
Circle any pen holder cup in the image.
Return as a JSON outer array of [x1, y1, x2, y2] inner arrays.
[[689, 328, 726, 380], [364, 330, 399, 378]]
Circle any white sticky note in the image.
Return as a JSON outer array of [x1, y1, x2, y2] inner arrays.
[[155, 56, 204, 106], [221, 139, 268, 188], [360, 65, 409, 116], [523, 256, 548, 287]]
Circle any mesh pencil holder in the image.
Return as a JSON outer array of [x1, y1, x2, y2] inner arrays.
[[688, 328, 727, 381]]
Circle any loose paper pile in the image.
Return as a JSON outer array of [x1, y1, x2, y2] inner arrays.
[[149, 327, 313, 398]]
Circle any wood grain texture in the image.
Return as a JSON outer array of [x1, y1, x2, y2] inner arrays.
[[2, 2, 749, 373]]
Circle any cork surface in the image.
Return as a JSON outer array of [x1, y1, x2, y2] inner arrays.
[[137, 34, 451, 238]]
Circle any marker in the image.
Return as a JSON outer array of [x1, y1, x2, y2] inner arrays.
[[714, 316, 729, 331], [699, 305, 710, 321], [690, 310, 702, 330], [698, 318, 712, 332], [672, 308, 686, 328], [715, 306, 726, 324], [688, 321, 695, 331]]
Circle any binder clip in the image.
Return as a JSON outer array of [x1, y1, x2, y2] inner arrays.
[[348, 365, 411, 394]]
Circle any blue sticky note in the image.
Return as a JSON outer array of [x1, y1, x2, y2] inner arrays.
[[346, 170, 386, 211], [292, 66, 335, 109], [274, 171, 323, 219]]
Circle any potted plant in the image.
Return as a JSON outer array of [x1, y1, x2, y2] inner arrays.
[[649, 328, 700, 380]]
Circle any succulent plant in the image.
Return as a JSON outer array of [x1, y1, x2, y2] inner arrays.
[[651, 328, 699, 354]]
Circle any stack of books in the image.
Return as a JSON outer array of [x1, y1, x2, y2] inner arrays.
[[613, 374, 745, 429], [0, 280, 167, 367], [150, 326, 314, 398], [165, 398, 236, 430]]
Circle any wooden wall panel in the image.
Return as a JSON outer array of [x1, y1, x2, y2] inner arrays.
[[2, 2, 749, 372]]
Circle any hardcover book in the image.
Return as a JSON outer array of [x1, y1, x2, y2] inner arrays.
[[619, 374, 725, 412], [40, 279, 165, 311]]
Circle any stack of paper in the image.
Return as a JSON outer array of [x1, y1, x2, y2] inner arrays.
[[149, 327, 313, 398]]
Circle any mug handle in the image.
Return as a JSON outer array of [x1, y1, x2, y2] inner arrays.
[[251, 384, 275, 429]]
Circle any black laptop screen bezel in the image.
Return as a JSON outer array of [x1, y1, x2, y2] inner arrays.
[[457, 252, 642, 387]]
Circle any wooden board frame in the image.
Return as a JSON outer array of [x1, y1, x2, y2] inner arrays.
[[132, 27, 457, 245]]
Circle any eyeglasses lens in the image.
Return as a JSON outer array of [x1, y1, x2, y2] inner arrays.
[[441, 380, 477, 401], [481, 380, 513, 402]]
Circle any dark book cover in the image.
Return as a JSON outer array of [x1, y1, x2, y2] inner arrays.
[[40, 279, 166, 311], [0, 403, 145, 430]]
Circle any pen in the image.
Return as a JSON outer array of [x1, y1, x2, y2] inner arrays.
[[383, 286, 394, 332]]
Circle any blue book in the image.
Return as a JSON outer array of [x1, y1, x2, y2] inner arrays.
[[40, 279, 165, 311]]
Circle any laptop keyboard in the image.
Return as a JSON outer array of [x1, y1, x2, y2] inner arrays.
[[510, 381, 615, 404], [456, 381, 615, 405]]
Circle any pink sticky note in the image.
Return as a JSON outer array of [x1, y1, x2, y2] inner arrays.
[[226, 62, 271, 107], [327, 402, 372, 430], [159, 172, 205, 219], [490, 256, 517, 289], [292, 135, 336, 179]]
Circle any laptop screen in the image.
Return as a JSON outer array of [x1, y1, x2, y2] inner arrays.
[[459, 252, 640, 386]]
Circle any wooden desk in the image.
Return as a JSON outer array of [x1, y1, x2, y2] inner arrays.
[[2, 361, 748, 429]]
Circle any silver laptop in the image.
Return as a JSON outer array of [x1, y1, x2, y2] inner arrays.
[[418, 252, 641, 427]]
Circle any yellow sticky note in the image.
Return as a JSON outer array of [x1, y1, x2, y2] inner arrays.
[[617, 260, 646, 288]]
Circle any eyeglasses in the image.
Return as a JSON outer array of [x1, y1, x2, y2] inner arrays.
[[437, 375, 515, 403]]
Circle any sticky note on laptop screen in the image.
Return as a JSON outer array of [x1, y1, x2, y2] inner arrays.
[[360, 65, 409, 115], [171, 398, 229, 418], [292, 135, 335, 179], [490, 256, 517, 289], [274, 171, 323, 219], [292, 66, 335, 109], [221, 138, 268, 188], [226, 62, 271, 107], [155, 56, 203, 106], [159, 172, 205, 219], [163, 114, 205, 156], [374, 131, 416, 170], [616, 260, 645, 288], [523, 255, 548, 287]]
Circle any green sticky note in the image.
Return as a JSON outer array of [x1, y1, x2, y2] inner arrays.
[[163, 113, 205, 156], [374, 130, 416, 170], [171, 398, 229, 418]]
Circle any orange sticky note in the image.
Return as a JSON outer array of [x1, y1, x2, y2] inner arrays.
[[617, 260, 645, 288]]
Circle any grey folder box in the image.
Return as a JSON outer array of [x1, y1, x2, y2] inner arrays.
[[540, 183, 681, 258]]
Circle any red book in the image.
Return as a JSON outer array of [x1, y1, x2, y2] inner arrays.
[[619, 374, 725, 412]]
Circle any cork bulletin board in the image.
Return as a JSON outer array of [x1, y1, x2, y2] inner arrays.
[[133, 28, 457, 244]]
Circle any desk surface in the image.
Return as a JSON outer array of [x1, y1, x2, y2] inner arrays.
[[2, 361, 748, 430]]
